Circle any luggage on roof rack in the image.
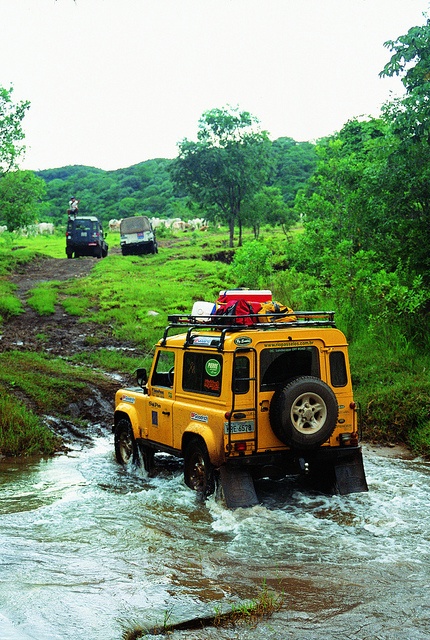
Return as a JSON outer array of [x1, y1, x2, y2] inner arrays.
[[166, 310, 336, 328]]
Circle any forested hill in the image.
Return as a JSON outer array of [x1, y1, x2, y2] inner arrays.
[[36, 137, 317, 226]]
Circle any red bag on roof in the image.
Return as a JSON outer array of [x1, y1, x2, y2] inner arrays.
[[213, 297, 261, 325]]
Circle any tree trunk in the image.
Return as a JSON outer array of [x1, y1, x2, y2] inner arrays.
[[238, 219, 243, 247], [229, 218, 235, 248]]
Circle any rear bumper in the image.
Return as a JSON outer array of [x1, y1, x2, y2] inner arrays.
[[121, 240, 155, 253], [227, 444, 361, 463], [225, 446, 368, 494]]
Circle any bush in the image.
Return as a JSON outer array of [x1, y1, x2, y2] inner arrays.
[[229, 240, 272, 288], [360, 380, 430, 454]]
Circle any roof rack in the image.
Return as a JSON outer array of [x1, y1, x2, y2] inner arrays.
[[161, 311, 336, 349]]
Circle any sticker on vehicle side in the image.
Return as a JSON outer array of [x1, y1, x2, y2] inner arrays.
[[193, 336, 214, 345], [152, 388, 165, 398], [205, 359, 221, 377], [121, 395, 136, 404], [224, 421, 255, 434], [191, 412, 209, 423], [234, 336, 252, 346], [263, 341, 314, 348]]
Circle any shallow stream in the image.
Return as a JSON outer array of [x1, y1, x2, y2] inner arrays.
[[1, 439, 430, 639]]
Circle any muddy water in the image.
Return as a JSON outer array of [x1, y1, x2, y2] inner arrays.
[[1, 440, 430, 640]]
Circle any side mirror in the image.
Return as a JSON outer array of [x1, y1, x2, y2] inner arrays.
[[136, 368, 148, 388]]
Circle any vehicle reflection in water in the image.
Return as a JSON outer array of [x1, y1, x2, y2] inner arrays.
[[1, 439, 430, 639]]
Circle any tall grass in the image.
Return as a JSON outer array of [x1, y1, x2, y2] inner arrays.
[[0, 351, 101, 414], [0, 390, 60, 456]]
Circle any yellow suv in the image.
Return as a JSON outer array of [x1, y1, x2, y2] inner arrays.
[[113, 309, 368, 507]]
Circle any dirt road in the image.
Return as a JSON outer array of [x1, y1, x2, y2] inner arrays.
[[2, 256, 114, 355], [1, 255, 127, 449]]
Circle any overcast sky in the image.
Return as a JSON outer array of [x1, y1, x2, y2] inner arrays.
[[2, 0, 429, 172]]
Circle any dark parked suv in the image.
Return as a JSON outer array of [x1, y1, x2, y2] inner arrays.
[[66, 216, 108, 259]]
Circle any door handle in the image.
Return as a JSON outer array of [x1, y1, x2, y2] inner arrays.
[[162, 411, 170, 416]]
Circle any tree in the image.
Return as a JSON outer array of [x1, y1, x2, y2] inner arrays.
[[270, 137, 317, 205], [244, 186, 296, 239], [379, 16, 430, 277], [170, 106, 272, 247], [0, 171, 46, 231], [0, 85, 30, 173], [380, 17, 430, 141]]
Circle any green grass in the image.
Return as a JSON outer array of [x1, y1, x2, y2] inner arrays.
[[0, 231, 65, 259], [71, 348, 153, 376], [0, 351, 105, 414], [349, 334, 430, 455], [0, 284, 23, 320], [27, 281, 61, 315], [59, 243, 231, 347], [0, 226, 429, 457], [0, 389, 60, 456]]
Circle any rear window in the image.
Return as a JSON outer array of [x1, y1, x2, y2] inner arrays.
[[260, 347, 319, 391], [182, 352, 222, 396], [329, 351, 348, 387], [68, 219, 97, 233]]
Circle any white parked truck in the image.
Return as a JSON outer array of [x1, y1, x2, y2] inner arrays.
[[120, 216, 158, 256]]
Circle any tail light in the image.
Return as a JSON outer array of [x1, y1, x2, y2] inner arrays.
[[234, 442, 247, 452]]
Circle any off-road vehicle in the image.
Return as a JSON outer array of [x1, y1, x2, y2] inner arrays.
[[120, 215, 158, 255], [113, 300, 368, 507], [66, 216, 108, 259]]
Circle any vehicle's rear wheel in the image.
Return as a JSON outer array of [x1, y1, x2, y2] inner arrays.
[[114, 419, 138, 465], [183, 437, 215, 497], [270, 376, 338, 449]]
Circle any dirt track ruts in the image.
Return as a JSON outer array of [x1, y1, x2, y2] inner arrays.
[[1, 253, 131, 449]]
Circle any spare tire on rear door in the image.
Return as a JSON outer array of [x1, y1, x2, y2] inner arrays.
[[269, 376, 338, 449]]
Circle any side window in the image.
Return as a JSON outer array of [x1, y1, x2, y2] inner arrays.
[[260, 347, 319, 391], [151, 350, 175, 387], [330, 351, 348, 387], [233, 355, 250, 394], [182, 352, 222, 396]]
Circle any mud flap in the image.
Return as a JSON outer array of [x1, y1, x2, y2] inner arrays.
[[334, 449, 368, 495], [219, 466, 259, 509]]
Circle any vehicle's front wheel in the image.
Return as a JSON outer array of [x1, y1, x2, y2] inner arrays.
[[114, 419, 138, 465], [183, 437, 215, 497]]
